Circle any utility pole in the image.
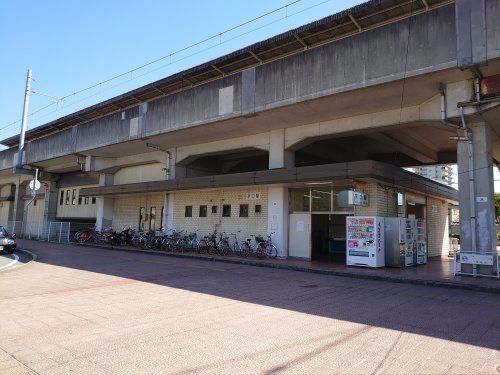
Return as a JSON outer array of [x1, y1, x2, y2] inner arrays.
[[17, 69, 32, 167]]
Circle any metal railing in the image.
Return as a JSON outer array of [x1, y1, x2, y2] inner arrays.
[[5, 220, 74, 244], [453, 249, 500, 279]]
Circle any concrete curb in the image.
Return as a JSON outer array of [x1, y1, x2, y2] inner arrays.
[[0, 248, 37, 272], [73, 242, 500, 295], [17, 248, 38, 263]]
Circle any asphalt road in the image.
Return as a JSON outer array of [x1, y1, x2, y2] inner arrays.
[[0, 240, 499, 374], [0, 250, 32, 272]]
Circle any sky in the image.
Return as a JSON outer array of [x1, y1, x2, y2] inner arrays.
[[0, 0, 498, 191]]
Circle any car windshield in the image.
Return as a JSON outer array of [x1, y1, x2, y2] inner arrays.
[[0, 226, 9, 237]]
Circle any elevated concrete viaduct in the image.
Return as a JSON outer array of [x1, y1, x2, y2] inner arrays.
[[0, 0, 499, 274]]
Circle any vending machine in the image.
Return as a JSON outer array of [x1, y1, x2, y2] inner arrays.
[[346, 216, 385, 268], [415, 219, 427, 265], [384, 217, 416, 267]]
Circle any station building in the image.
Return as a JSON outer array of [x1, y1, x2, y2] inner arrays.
[[0, 0, 499, 270]]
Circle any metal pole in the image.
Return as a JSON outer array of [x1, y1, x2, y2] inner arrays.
[[17, 69, 32, 167]]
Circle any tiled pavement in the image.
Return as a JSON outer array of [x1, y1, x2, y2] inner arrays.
[[0, 241, 499, 374]]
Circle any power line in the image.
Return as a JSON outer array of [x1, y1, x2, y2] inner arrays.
[[0, 0, 303, 132], [1, 0, 336, 136]]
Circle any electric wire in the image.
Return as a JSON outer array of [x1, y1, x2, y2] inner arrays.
[[0, 0, 304, 133], [0, 0, 336, 136]]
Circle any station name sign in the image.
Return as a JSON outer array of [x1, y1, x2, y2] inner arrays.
[[337, 190, 369, 207]]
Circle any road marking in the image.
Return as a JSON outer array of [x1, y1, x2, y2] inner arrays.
[[0, 254, 19, 271]]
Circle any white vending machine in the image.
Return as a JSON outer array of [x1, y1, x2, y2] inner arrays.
[[415, 219, 427, 265], [384, 217, 416, 267], [346, 216, 385, 268]]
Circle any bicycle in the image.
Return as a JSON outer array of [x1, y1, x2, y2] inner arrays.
[[241, 232, 278, 258], [198, 231, 230, 255], [256, 232, 278, 258]]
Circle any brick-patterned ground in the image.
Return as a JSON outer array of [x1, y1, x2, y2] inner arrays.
[[0, 241, 499, 375]]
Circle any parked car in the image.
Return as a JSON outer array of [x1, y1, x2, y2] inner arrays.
[[0, 226, 16, 254]]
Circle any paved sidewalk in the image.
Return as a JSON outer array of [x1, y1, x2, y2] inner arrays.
[[77, 241, 500, 294], [1, 241, 499, 374]]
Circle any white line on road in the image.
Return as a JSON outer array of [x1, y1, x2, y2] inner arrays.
[[0, 254, 19, 271]]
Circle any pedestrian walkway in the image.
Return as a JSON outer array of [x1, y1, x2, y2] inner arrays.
[[63, 240, 500, 294]]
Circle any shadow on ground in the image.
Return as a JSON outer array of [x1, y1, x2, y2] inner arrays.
[[22, 240, 500, 352]]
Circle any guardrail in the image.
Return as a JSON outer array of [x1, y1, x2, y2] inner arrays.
[[453, 249, 500, 279]]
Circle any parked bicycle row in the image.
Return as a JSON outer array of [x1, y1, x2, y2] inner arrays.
[[72, 227, 278, 258]]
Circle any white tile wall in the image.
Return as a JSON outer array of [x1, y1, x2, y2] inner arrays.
[[57, 185, 98, 219], [426, 197, 450, 257], [173, 187, 268, 245], [112, 193, 165, 231]]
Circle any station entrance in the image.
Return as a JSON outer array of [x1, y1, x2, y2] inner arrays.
[[288, 186, 353, 263]]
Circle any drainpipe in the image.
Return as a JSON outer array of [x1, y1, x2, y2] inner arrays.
[[146, 143, 171, 179]]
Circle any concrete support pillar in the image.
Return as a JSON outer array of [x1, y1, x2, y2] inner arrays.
[[269, 129, 294, 169], [457, 122, 496, 273], [267, 185, 289, 258], [43, 181, 58, 224], [95, 174, 114, 231], [12, 179, 25, 222]]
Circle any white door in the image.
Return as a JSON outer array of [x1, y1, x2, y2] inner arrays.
[[289, 213, 311, 258]]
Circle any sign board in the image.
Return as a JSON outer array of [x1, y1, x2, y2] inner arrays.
[[476, 196, 488, 203], [337, 190, 368, 207], [29, 179, 41, 191], [460, 253, 494, 266], [246, 192, 261, 200]]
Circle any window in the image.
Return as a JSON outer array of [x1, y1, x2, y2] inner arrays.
[[255, 204, 262, 214], [199, 205, 207, 217], [71, 189, 77, 205], [84, 196, 89, 205], [222, 204, 231, 217], [91, 197, 96, 204], [160, 206, 164, 229], [65, 190, 70, 205], [78, 195, 82, 205], [149, 207, 156, 231], [239, 204, 249, 217], [311, 189, 331, 212], [185, 205, 192, 217], [59, 190, 64, 205], [289, 189, 310, 212], [211, 205, 217, 214], [139, 207, 146, 231]]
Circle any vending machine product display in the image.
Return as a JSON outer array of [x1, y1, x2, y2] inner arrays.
[[346, 216, 385, 268], [384, 217, 417, 267], [415, 219, 427, 264]]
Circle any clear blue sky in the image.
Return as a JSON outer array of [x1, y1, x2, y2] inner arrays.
[[0, 0, 365, 140]]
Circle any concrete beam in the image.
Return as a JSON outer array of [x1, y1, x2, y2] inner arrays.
[[365, 132, 438, 163], [85, 151, 168, 174]]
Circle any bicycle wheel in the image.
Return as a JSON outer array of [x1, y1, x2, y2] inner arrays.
[[256, 243, 266, 258], [207, 242, 217, 255], [240, 242, 251, 257], [197, 239, 208, 254], [266, 244, 278, 258], [218, 239, 231, 256]]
